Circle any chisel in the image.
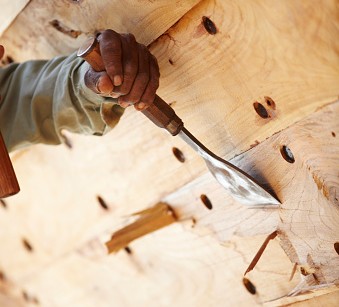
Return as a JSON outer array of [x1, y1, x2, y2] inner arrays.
[[77, 37, 280, 207]]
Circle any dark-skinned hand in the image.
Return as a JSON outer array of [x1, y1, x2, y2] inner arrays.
[[84, 30, 160, 111]]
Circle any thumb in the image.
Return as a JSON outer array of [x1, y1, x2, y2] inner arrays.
[[84, 67, 114, 96]]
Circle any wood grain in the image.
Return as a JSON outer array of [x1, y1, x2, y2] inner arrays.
[[0, 0, 29, 36], [0, 0, 200, 60], [0, 0, 338, 306]]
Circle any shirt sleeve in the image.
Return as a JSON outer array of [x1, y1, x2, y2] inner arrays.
[[0, 52, 124, 152]]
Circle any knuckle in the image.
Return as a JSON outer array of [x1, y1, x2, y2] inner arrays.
[[142, 96, 154, 104], [138, 44, 149, 56], [102, 29, 117, 38], [123, 94, 138, 104], [150, 78, 160, 89], [117, 84, 131, 96], [127, 33, 136, 43], [137, 72, 149, 84], [103, 43, 121, 56], [124, 61, 137, 75], [106, 62, 121, 75]]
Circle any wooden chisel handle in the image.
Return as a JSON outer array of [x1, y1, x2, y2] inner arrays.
[[0, 131, 20, 198], [77, 37, 184, 136]]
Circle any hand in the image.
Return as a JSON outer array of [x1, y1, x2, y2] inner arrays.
[[84, 30, 160, 111]]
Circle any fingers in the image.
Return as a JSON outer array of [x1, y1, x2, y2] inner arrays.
[[138, 54, 160, 110], [85, 30, 160, 110], [113, 34, 138, 97], [118, 44, 150, 109], [98, 30, 123, 86]]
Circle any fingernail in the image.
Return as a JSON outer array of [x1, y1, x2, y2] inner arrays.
[[136, 102, 146, 110], [119, 101, 130, 108], [114, 75, 122, 86], [110, 92, 120, 98]]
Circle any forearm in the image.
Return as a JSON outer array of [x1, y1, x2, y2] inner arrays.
[[0, 53, 123, 152]]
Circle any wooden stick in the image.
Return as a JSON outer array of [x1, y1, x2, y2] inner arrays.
[[0, 131, 20, 198], [244, 230, 278, 275], [105, 202, 177, 254]]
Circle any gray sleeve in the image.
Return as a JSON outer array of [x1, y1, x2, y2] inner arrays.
[[0, 53, 124, 152]]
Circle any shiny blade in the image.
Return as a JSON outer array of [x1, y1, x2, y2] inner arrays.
[[179, 128, 280, 207]]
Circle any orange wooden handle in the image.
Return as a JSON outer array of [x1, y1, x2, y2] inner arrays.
[[77, 37, 183, 136], [0, 132, 20, 198]]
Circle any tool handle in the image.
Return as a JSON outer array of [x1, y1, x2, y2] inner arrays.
[[0, 131, 20, 198], [77, 37, 183, 136]]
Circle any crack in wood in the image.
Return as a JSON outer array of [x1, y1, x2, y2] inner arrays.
[[49, 20, 83, 38]]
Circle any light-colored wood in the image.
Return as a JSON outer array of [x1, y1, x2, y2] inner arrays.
[[0, 0, 338, 306], [162, 101, 339, 287], [266, 287, 339, 307], [0, 0, 29, 37], [1, 101, 337, 306], [0, 0, 200, 60], [283, 290, 339, 307]]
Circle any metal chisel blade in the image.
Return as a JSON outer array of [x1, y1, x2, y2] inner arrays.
[[179, 128, 280, 207]]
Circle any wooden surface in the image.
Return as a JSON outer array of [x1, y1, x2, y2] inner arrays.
[[0, 0, 29, 36], [0, 0, 339, 306], [0, 0, 200, 61]]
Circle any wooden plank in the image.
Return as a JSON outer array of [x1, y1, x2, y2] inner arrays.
[[17, 230, 299, 307], [0, 0, 200, 61], [1, 101, 337, 305], [266, 287, 339, 307], [0, 0, 29, 37], [0, 0, 338, 305], [283, 290, 339, 307], [163, 101, 339, 287]]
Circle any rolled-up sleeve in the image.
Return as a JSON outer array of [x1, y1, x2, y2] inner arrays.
[[0, 53, 124, 152]]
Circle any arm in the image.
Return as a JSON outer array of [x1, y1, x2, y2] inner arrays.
[[0, 53, 123, 152], [0, 30, 159, 152]]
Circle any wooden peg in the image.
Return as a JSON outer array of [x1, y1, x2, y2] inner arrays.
[[105, 202, 177, 254]]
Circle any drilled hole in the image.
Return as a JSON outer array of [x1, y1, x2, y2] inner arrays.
[[22, 238, 33, 252], [200, 194, 213, 210], [172, 147, 185, 163], [334, 242, 339, 255], [253, 102, 269, 119], [280, 145, 295, 163], [300, 267, 309, 276], [192, 218, 196, 227], [0, 199, 7, 209], [264, 96, 276, 109], [124, 246, 132, 255], [332, 131, 336, 137], [32, 297, 39, 305], [22, 291, 29, 302], [49, 20, 82, 39], [1, 55, 14, 66], [202, 16, 217, 35], [97, 195, 109, 210], [0, 271, 5, 281], [243, 277, 256, 295]]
